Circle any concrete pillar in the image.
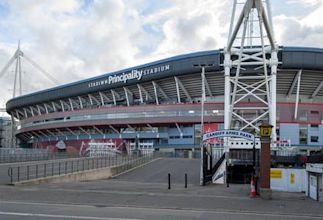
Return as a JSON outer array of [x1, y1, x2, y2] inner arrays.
[[260, 137, 272, 199]]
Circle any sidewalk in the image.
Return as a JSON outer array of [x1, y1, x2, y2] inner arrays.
[[0, 158, 321, 219]]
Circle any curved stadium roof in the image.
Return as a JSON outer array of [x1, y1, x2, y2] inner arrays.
[[6, 46, 323, 112]]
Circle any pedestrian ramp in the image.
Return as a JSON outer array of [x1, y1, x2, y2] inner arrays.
[[114, 158, 200, 185]]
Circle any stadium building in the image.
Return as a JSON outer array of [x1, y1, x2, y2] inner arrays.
[[4, 0, 323, 181], [5, 46, 323, 155]]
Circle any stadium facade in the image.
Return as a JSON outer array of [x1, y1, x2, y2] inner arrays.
[[5, 46, 323, 154]]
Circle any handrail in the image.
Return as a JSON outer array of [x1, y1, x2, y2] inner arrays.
[[7, 152, 154, 184], [212, 153, 225, 175]]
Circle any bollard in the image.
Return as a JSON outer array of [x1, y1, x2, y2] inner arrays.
[[27, 166, 29, 180], [36, 164, 38, 178], [8, 167, 13, 183], [17, 167, 20, 182], [185, 173, 187, 188], [168, 173, 171, 190]]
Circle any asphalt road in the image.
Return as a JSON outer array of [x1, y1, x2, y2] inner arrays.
[[1, 200, 323, 220], [114, 157, 200, 185], [0, 158, 322, 220]]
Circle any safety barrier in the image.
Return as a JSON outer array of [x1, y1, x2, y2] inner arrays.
[[0, 148, 80, 163], [7, 152, 153, 184]]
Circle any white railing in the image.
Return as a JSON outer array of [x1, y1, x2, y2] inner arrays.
[[129, 142, 154, 155], [87, 142, 120, 157], [212, 147, 225, 162]]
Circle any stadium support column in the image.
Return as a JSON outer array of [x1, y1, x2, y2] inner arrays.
[[270, 49, 278, 142], [224, 51, 231, 131], [223, 51, 231, 186], [200, 66, 206, 186]]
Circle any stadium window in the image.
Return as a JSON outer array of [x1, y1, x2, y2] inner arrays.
[[183, 135, 193, 139], [298, 111, 308, 122], [299, 125, 308, 145], [276, 110, 280, 121], [160, 139, 168, 144], [310, 136, 319, 143], [169, 136, 180, 139], [310, 110, 319, 115]]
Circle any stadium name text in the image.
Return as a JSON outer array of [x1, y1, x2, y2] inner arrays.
[[203, 130, 255, 142], [88, 64, 171, 88]]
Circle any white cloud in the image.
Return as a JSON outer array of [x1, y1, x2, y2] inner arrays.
[[0, 0, 322, 109], [302, 3, 323, 27], [287, 0, 322, 6], [149, 0, 229, 59], [274, 1, 323, 46], [0, 0, 144, 107]]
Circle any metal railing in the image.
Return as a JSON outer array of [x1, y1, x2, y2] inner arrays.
[[8, 152, 153, 184], [271, 149, 307, 157], [0, 148, 81, 164]]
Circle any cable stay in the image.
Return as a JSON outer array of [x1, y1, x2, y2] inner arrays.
[[0, 41, 59, 98]]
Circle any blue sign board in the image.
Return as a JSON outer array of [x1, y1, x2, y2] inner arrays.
[[203, 129, 255, 142]]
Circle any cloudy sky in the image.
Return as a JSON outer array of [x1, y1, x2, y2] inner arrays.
[[0, 0, 322, 108]]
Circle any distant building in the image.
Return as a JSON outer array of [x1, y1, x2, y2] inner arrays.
[[0, 117, 14, 148]]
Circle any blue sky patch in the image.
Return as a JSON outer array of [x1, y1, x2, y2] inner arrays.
[[0, 2, 9, 18]]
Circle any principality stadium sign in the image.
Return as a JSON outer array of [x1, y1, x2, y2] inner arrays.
[[88, 64, 170, 88]]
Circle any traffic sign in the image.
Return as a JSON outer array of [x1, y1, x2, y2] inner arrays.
[[259, 124, 273, 137]]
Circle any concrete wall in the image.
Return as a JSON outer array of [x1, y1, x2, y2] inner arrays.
[[279, 124, 323, 146], [279, 124, 299, 145], [306, 163, 323, 202], [13, 158, 156, 186], [307, 125, 323, 146], [168, 126, 194, 145], [270, 168, 306, 192], [13, 167, 113, 186]]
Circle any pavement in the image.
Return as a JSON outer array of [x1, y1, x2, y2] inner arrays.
[[0, 158, 322, 220]]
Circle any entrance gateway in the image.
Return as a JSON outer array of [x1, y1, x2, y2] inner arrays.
[[200, 130, 255, 185], [203, 130, 255, 142]]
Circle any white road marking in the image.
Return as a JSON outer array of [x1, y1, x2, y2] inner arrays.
[[1, 200, 323, 219], [0, 211, 141, 220]]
